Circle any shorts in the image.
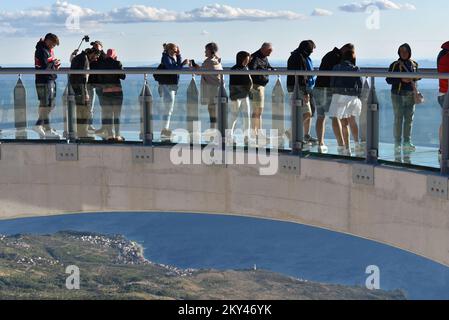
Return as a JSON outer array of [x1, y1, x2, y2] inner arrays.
[[289, 93, 312, 115], [328, 94, 362, 119], [314, 87, 332, 117]]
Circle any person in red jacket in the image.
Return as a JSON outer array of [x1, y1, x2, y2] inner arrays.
[[437, 41, 449, 155]]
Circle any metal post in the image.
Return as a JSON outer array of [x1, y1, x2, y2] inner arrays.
[[441, 89, 449, 175], [366, 77, 379, 164], [14, 74, 27, 140], [139, 74, 153, 146], [66, 83, 76, 143], [291, 76, 304, 154], [217, 75, 228, 149]]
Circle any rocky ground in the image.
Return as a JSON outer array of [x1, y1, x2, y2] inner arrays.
[[0, 231, 406, 300]]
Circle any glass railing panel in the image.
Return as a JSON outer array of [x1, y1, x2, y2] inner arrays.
[[377, 77, 441, 168]]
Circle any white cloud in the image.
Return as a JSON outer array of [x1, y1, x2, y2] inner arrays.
[[339, 0, 416, 12], [0, 1, 305, 36], [311, 8, 334, 16]]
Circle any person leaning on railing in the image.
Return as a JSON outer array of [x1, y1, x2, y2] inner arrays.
[[33, 33, 62, 140], [94, 49, 126, 142], [286, 40, 317, 147], [69, 47, 101, 140], [328, 49, 363, 157], [155, 43, 190, 141], [314, 44, 355, 154], [386, 43, 420, 154]]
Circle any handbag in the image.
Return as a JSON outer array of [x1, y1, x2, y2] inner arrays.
[[399, 61, 424, 105]]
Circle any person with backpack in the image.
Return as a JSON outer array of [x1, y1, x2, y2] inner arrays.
[[95, 49, 126, 142], [437, 41, 449, 160], [386, 43, 420, 153], [328, 49, 363, 156], [314, 44, 355, 153], [286, 40, 316, 146], [155, 43, 190, 141], [229, 51, 253, 144], [33, 33, 62, 139], [199, 42, 223, 129]]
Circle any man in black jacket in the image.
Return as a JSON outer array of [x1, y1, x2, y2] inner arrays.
[[286, 40, 316, 146], [248, 43, 274, 138], [314, 44, 354, 153], [70, 48, 101, 139], [34, 33, 61, 139]]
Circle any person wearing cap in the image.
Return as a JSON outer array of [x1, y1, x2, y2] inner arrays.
[[70, 47, 102, 139], [95, 49, 126, 141]]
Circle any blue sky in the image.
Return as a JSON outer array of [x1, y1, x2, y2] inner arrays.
[[0, 0, 446, 66]]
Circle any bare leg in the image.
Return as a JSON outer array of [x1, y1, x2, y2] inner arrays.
[[332, 117, 344, 147], [303, 112, 311, 139], [316, 116, 326, 146], [349, 116, 359, 143], [341, 118, 350, 148]]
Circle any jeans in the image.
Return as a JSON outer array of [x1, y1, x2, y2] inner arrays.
[[391, 92, 415, 144], [159, 85, 177, 130], [101, 92, 123, 137], [229, 97, 251, 136]]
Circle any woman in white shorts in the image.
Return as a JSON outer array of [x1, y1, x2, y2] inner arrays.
[[328, 49, 363, 156]]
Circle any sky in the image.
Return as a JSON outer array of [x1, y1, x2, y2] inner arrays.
[[0, 0, 447, 66]]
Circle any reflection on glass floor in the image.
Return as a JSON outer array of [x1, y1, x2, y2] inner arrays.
[[0, 128, 440, 169]]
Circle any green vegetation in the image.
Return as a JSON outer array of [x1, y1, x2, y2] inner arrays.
[[0, 231, 406, 300]]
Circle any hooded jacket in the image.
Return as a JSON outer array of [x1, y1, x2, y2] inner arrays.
[[69, 51, 91, 101], [315, 47, 342, 88], [287, 42, 315, 94], [34, 40, 58, 83], [386, 43, 419, 95], [330, 60, 363, 97], [438, 42, 449, 94], [248, 49, 273, 87]]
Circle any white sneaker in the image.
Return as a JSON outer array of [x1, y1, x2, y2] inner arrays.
[[318, 145, 329, 154], [337, 146, 351, 156], [33, 125, 46, 139], [44, 128, 61, 140], [354, 142, 365, 156]]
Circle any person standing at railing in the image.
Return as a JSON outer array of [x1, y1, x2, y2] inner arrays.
[[198, 42, 223, 130], [229, 51, 253, 145], [248, 43, 275, 141], [34, 33, 62, 140], [314, 44, 355, 154], [155, 43, 190, 141], [94, 49, 126, 142], [328, 49, 363, 156], [286, 40, 316, 147], [87, 41, 107, 134], [69, 48, 101, 140], [437, 41, 449, 161], [386, 43, 420, 153]]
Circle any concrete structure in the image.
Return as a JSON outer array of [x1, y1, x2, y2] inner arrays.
[[0, 143, 448, 266]]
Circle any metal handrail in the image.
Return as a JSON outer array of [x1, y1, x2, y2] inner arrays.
[[0, 67, 448, 79]]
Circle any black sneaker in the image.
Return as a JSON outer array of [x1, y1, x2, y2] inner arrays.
[[304, 134, 319, 146]]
